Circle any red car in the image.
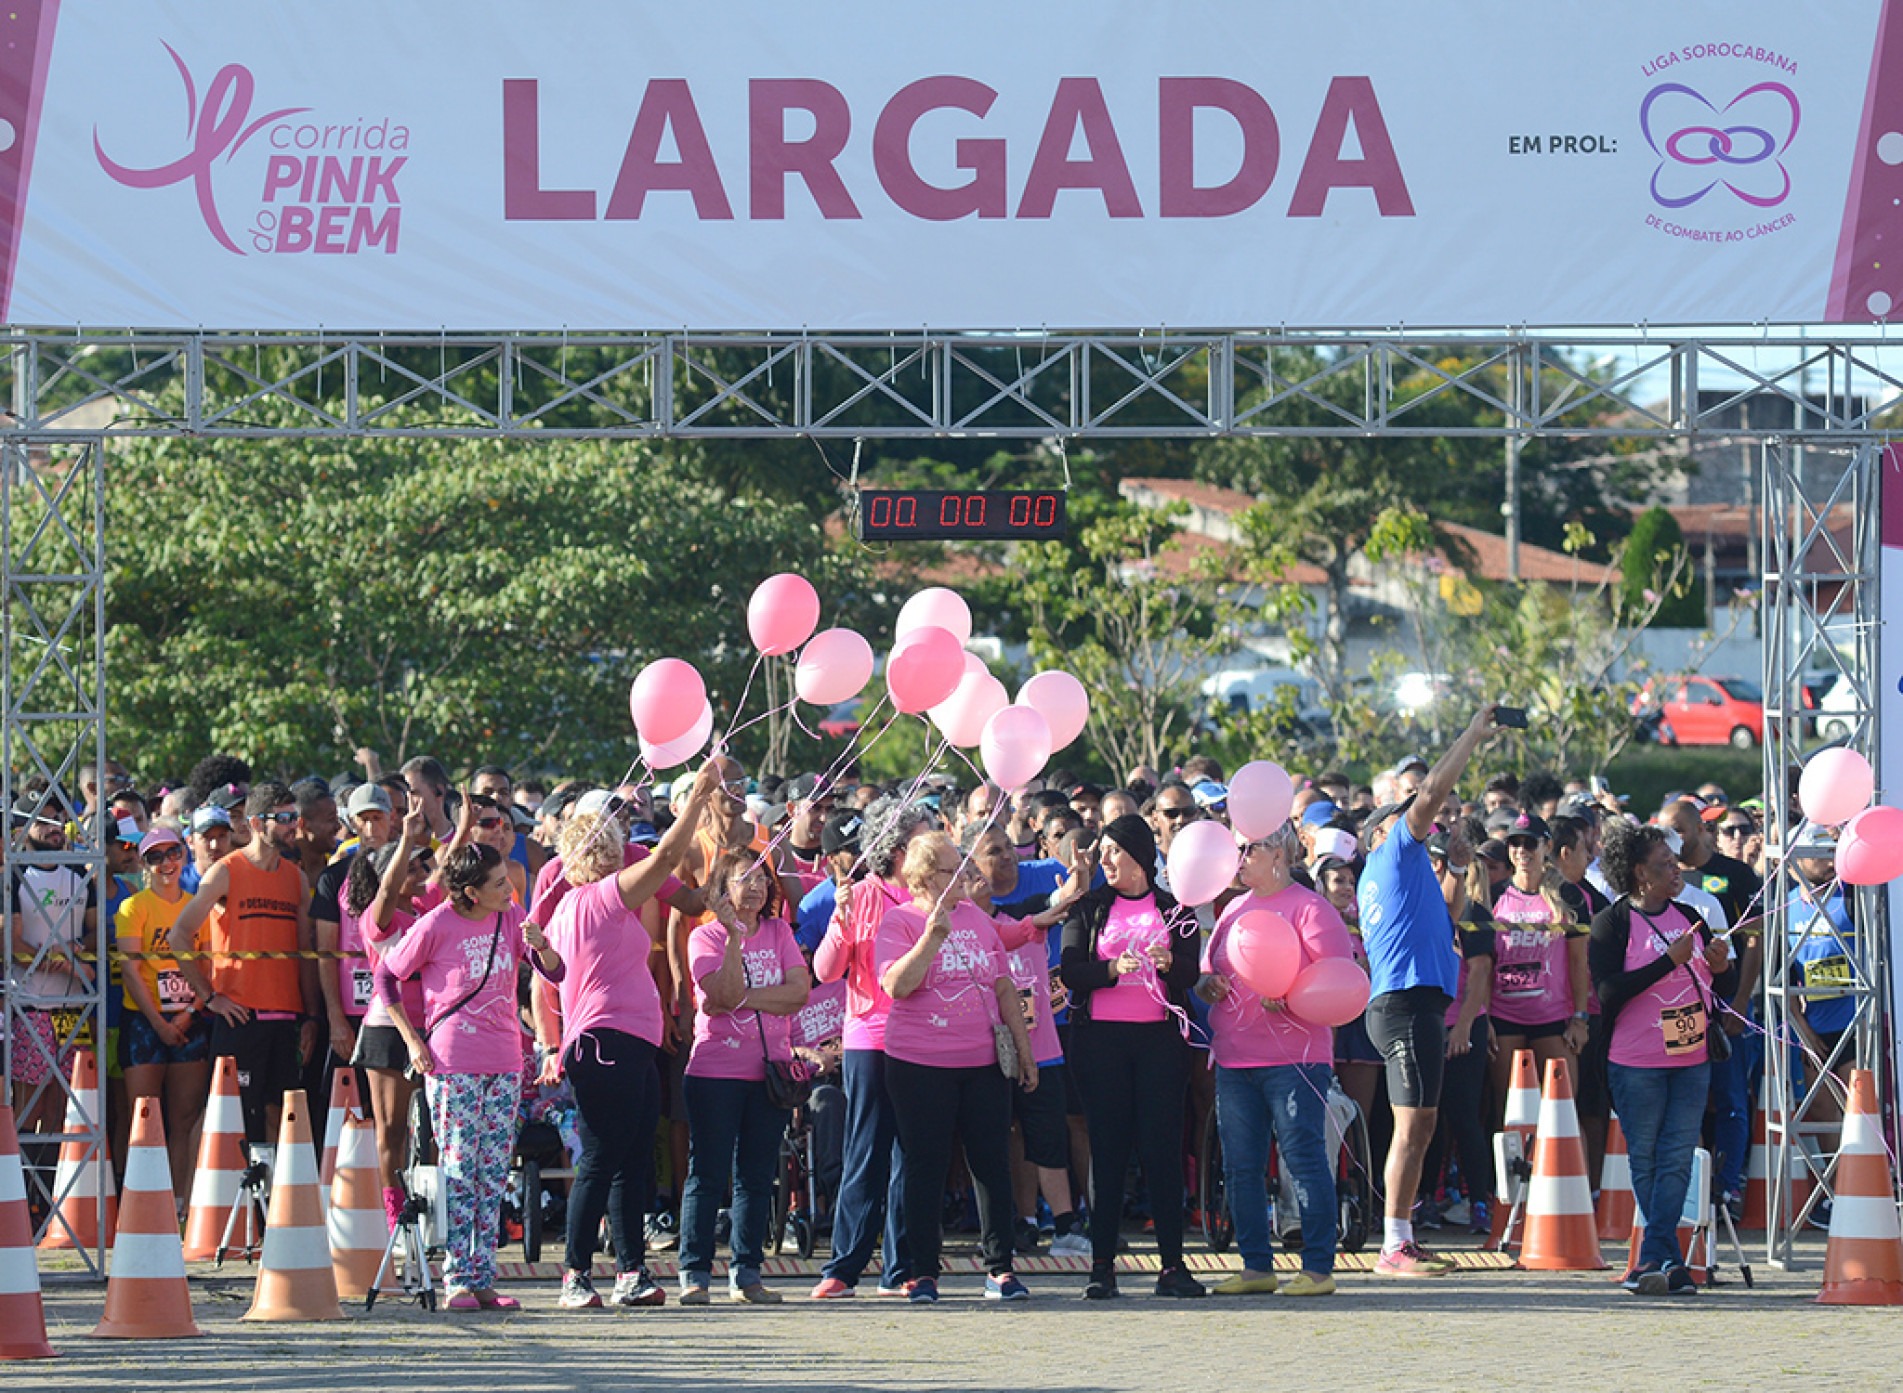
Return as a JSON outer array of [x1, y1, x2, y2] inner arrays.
[[1638, 676, 1765, 749]]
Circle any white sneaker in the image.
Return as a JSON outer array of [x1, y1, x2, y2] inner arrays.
[[1049, 1232, 1092, 1257]]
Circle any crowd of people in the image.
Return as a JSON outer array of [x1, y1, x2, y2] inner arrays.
[[4, 710, 1840, 1308]]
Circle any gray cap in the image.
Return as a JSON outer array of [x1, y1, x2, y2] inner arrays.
[[345, 783, 393, 818], [190, 804, 232, 833]]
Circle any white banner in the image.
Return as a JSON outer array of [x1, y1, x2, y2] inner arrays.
[[1, 0, 1901, 330]]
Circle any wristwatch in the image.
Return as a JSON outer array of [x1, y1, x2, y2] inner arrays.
[[1572, 1010, 1589, 1022]]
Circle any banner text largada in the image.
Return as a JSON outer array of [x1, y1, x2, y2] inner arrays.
[[503, 75, 1417, 223]]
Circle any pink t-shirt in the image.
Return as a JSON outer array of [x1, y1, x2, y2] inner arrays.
[[343, 901, 423, 1029], [790, 977, 848, 1050], [817, 876, 905, 1051], [1609, 902, 1713, 1069], [876, 901, 1009, 1070], [1002, 921, 1062, 1065], [1207, 887, 1356, 1068], [532, 843, 685, 924], [1488, 884, 1581, 1028], [1091, 894, 1171, 1023], [686, 916, 805, 1081], [379, 901, 529, 1076], [547, 875, 665, 1054]]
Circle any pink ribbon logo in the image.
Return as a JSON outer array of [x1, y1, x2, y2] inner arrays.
[[93, 43, 308, 254]]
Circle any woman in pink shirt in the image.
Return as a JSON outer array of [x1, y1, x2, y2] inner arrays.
[[680, 849, 811, 1304], [543, 762, 716, 1311], [381, 843, 564, 1312], [1488, 813, 1591, 1120], [1197, 820, 1359, 1297], [876, 832, 1037, 1304]]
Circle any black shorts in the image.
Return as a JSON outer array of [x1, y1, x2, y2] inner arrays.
[[1575, 1014, 1610, 1119], [120, 1012, 212, 1069], [1055, 1024, 1086, 1117], [1013, 1063, 1069, 1170], [1365, 986, 1452, 1110], [352, 1023, 409, 1073], [209, 1016, 301, 1143], [1493, 1017, 1569, 1042]]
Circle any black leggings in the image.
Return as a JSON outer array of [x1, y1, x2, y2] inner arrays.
[[885, 1057, 1015, 1279], [1425, 1014, 1493, 1205], [563, 1029, 661, 1274], [1068, 1017, 1191, 1267]]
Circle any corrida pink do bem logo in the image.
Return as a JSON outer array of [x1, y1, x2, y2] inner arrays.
[[93, 42, 409, 256]]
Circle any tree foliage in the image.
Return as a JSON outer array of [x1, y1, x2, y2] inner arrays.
[[1621, 505, 1707, 626]]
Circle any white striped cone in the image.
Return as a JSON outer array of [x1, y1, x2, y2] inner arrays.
[[0, 1107, 56, 1359], [242, 1091, 342, 1321], [1817, 1070, 1903, 1305], [91, 1097, 203, 1338], [182, 1056, 251, 1261], [1487, 1048, 1542, 1251], [327, 1117, 387, 1299], [319, 1068, 360, 1198], [37, 1050, 116, 1251], [1596, 1114, 1634, 1242], [1517, 1057, 1605, 1270]]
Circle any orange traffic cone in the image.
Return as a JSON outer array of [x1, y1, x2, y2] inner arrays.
[[320, 1069, 360, 1195], [242, 1091, 343, 1322], [1517, 1058, 1606, 1271], [37, 1049, 116, 1252], [182, 1056, 253, 1262], [1816, 1069, 1903, 1305], [1596, 1114, 1634, 1242], [91, 1097, 203, 1339], [0, 1106, 57, 1360], [1486, 1048, 1541, 1251], [328, 1115, 386, 1300], [1742, 1078, 1813, 1231]]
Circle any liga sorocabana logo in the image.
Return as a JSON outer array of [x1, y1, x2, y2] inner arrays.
[[1638, 41, 1800, 245]]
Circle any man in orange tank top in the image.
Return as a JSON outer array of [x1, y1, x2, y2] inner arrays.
[[175, 781, 318, 1145]]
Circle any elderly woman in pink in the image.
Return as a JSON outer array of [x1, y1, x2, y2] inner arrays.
[[1197, 819, 1359, 1298], [876, 831, 1037, 1304]]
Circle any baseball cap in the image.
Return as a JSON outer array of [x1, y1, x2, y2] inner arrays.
[[1300, 800, 1340, 827], [1392, 753, 1429, 776], [190, 804, 232, 833], [90, 812, 143, 846], [1308, 826, 1359, 871], [1190, 780, 1229, 810], [575, 789, 626, 819], [137, 826, 184, 857], [345, 783, 393, 818], [1504, 812, 1551, 843], [784, 772, 824, 804], [1475, 839, 1510, 865], [821, 810, 865, 857], [205, 782, 246, 812], [747, 794, 788, 828]]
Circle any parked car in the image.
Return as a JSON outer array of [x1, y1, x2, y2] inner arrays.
[[1198, 667, 1332, 741], [1812, 673, 1864, 742], [1633, 675, 1765, 749]]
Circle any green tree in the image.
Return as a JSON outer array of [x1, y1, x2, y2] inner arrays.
[[1621, 506, 1706, 626]]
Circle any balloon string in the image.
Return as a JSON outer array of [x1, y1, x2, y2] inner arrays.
[[721, 649, 768, 746]]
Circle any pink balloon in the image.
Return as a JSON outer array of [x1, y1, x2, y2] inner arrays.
[[980, 705, 1053, 791], [747, 573, 821, 657], [1166, 820, 1240, 908], [895, 587, 973, 646], [1228, 760, 1294, 841], [1017, 671, 1090, 752], [962, 651, 989, 677], [1226, 910, 1302, 1000], [795, 628, 874, 706], [641, 700, 714, 770], [886, 625, 965, 715], [1285, 956, 1371, 1028], [1838, 804, 1903, 885], [629, 658, 706, 746], [930, 672, 1009, 749], [1799, 746, 1875, 827]]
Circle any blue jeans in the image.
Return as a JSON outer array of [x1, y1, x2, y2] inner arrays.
[[1609, 1060, 1710, 1272], [1215, 1063, 1337, 1276], [820, 1048, 910, 1286], [679, 1074, 789, 1289]]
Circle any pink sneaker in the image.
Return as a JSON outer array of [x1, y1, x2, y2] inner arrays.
[[1374, 1241, 1456, 1277], [810, 1277, 855, 1300]]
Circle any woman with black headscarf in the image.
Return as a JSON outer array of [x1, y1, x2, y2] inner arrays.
[[1059, 814, 1206, 1299]]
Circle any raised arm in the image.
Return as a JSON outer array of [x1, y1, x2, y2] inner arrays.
[[1407, 704, 1499, 843], [615, 760, 721, 913]]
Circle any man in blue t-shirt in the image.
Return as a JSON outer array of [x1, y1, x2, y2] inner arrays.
[[1357, 703, 1499, 1276]]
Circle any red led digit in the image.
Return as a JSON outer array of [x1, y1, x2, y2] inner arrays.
[[896, 496, 916, 527], [966, 495, 986, 527], [869, 495, 891, 529], [940, 495, 960, 527], [1034, 494, 1056, 527], [1009, 495, 1030, 526]]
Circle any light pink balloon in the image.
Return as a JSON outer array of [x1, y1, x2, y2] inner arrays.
[[895, 587, 974, 647], [641, 700, 714, 770], [886, 625, 965, 714], [795, 628, 874, 706], [930, 672, 1009, 749], [1017, 671, 1090, 752], [1227, 760, 1295, 841], [962, 651, 989, 677], [1798, 746, 1875, 827], [1226, 910, 1302, 1000], [1285, 957, 1371, 1028], [747, 572, 821, 657], [1166, 820, 1240, 908], [1838, 804, 1903, 885], [980, 704, 1053, 791], [629, 658, 706, 746]]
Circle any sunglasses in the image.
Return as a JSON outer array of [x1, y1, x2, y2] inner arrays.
[[1718, 824, 1753, 837], [142, 845, 186, 866], [475, 815, 507, 830], [1158, 805, 1198, 821]]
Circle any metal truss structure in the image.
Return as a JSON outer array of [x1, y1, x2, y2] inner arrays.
[[0, 327, 1891, 1278], [1758, 441, 1888, 1269]]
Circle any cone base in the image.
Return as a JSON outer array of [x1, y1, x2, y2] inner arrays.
[[1517, 1255, 1608, 1271], [90, 1319, 205, 1340], [1817, 1278, 1903, 1306], [0, 1340, 57, 1361], [240, 1306, 346, 1322]]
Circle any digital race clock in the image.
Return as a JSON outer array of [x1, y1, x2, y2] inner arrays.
[[854, 490, 1068, 542]]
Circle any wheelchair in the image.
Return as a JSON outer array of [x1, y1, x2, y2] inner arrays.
[[1198, 1072, 1373, 1255], [770, 1077, 843, 1259]]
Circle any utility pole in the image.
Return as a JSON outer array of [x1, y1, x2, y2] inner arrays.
[[1504, 344, 1522, 583]]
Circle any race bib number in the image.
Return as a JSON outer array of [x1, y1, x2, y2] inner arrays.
[[1802, 956, 1852, 994], [1660, 1002, 1707, 1057], [156, 968, 193, 1010], [1048, 970, 1070, 1016], [48, 1006, 93, 1049], [1018, 988, 1038, 1032], [1495, 960, 1545, 998], [351, 967, 376, 1009]]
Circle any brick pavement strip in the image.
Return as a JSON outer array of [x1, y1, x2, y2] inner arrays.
[[16, 1253, 1897, 1393]]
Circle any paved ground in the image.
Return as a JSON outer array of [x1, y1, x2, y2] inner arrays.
[[15, 1235, 1895, 1392]]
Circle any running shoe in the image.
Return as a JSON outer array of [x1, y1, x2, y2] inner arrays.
[[1665, 1265, 1700, 1296], [1373, 1241, 1456, 1277], [1623, 1264, 1667, 1296], [1211, 1271, 1279, 1296], [1279, 1272, 1336, 1297], [1441, 1198, 1472, 1228], [1049, 1231, 1092, 1258], [559, 1270, 603, 1309], [985, 1273, 1031, 1302], [611, 1270, 665, 1307], [1014, 1217, 1042, 1254], [907, 1277, 940, 1304], [678, 1284, 711, 1306], [644, 1210, 679, 1251], [873, 1277, 910, 1297], [810, 1277, 855, 1300], [1154, 1265, 1208, 1299], [1469, 1199, 1492, 1235], [731, 1282, 782, 1304], [1083, 1266, 1119, 1300]]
